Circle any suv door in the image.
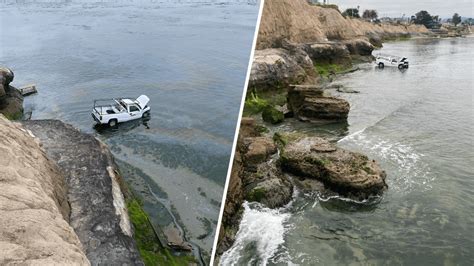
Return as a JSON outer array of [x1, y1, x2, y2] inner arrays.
[[128, 105, 141, 120]]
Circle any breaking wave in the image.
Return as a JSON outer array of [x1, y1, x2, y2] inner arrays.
[[220, 201, 292, 265], [338, 129, 434, 194]]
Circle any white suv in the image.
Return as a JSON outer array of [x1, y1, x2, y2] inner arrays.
[[92, 95, 150, 127], [375, 54, 409, 69]]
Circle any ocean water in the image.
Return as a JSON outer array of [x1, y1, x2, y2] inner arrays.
[[221, 37, 474, 265], [0, 0, 259, 260]]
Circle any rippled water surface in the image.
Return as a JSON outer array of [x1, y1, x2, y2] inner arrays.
[[0, 0, 259, 259], [222, 37, 474, 265]]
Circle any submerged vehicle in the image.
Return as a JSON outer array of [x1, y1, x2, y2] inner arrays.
[[92, 95, 150, 127], [375, 54, 409, 69]]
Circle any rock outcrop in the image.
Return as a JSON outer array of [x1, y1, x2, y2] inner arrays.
[[249, 48, 315, 92], [0, 68, 23, 120], [22, 120, 142, 265], [280, 137, 387, 199], [304, 42, 351, 65], [0, 115, 89, 265], [257, 0, 429, 49], [216, 118, 293, 255], [287, 85, 350, 122]]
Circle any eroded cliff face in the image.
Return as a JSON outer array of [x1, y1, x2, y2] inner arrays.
[[22, 120, 142, 265], [257, 0, 429, 49], [0, 115, 89, 265]]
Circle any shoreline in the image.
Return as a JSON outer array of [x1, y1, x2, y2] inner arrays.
[[0, 70, 201, 265], [214, 0, 439, 260]]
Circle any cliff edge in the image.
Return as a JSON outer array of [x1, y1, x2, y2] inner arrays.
[[0, 115, 89, 265]]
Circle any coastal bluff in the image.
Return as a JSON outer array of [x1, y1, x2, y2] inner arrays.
[[0, 115, 89, 265], [0, 115, 142, 265]]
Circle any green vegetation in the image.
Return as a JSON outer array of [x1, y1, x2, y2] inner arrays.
[[314, 62, 350, 78], [273, 132, 288, 147], [412, 10, 440, 29], [247, 187, 267, 202], [3, 111, 23, 120], [243, 90, 287, 117], [362, 9, 378, 20], [452, 13, 461, 26], [255, 124, 269, 134], [262, 106, 284, 124], [342, 8, 360, 18], [127, 199, 195, 266], [273, 132, 305, 148], [306, 156, 331, 167], [244, 92, 270, 115]]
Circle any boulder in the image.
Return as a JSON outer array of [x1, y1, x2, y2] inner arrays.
[[262, 105, 284, 124], [280, 137, 387, 199], [242, 136, 277, 168], [246, 163, 293, 208], [239, 117, 260, 139], [367, 33, 383, 48], [287, 86, 349, 122], [343, 39, 374, 56], [249, 48, 313, 92], [0, 67, 14, 97], [304, 42, 351, 65], [0, 67, 23, 119]]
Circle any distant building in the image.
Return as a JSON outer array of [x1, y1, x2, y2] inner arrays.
[[308, 0, 329, 4]]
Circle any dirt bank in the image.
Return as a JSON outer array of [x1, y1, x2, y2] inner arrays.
[[257, 0, 428, 49]]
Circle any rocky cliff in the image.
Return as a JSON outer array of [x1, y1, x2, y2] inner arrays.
[[0, 114, 143, 265], [0, 115, 89, 265], [257, 0, 429, 49], [0, 68, 23, 120], [249, 0, 429, 93], [22, 120, 142, 265]]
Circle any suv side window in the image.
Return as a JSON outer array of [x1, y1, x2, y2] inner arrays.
[[130, 105, 139, 112]]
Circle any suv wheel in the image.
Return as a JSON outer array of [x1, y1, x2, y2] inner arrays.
[[378, 62, 384, 68], [108, 119, 118, 127]]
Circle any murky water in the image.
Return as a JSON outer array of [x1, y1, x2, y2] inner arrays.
[[222, 37, 474, 265], [0, 0, 259, 260]]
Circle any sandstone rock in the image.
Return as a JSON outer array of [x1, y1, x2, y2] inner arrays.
[[287, 86, 349, 122], [343, 39, 374, 56], [22, 120, 142, 265], [239, 117, 260, 139], [242, 136, 277, 168], [305, 42, 351, 65], [280, 137, 387, 199], [257, 0, 429, 50], [0, 115, 90, 265], [367, 33, 383, 48], [262, 105, 284, 124], [249, 48, 314, 92], [246, 163, 293, 208]]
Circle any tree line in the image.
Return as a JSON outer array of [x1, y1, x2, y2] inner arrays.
[[340, 7, 464, 29]]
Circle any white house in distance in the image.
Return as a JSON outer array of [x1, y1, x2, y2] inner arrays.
[[308, 0, 329, 4]]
